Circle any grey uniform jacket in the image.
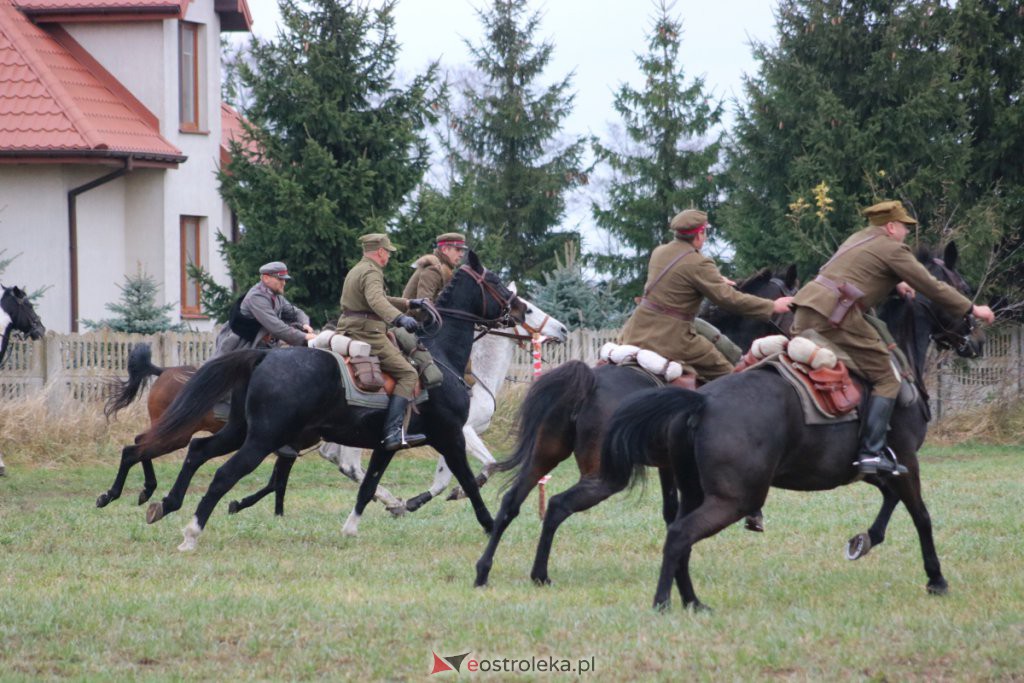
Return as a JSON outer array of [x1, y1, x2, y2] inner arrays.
[[212, 281, 310, 359]]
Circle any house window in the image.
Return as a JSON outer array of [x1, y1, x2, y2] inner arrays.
[[179, 22, 203, 132], [180, 216, 204, 316]]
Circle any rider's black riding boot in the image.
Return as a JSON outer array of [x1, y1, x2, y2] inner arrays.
[[382, 395, 427, 451], [854, 395, 907, 476]]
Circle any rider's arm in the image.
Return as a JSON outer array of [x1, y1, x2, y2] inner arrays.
[[362, 269, 407, 322], [246, 290, 310, 346], [887, 245, 973, 319], [692, 259, 776, 321]]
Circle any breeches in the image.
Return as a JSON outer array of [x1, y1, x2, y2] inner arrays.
[[376, 343, 418, 399], [791, 307, 900, 398]]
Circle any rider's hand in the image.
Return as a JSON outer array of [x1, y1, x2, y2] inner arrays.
[[393, 314, 419, 333], [772, 296, 794, 314], [896, 282, 916, 300], [407, 298, 428, 310], [302, 323, 315, 334], [972, 304, 995, 324]]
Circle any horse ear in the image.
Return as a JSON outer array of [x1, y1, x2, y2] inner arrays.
[[784, 264, 799, 290], [508, 281, 517, 295], [467, 250, 483, 273], [943, 242, 959, 270]]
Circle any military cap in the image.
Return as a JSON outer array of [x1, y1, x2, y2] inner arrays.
[[863, 200, 918, 226], [436, 232, 468, 249], [259, 261, 291, 280], [359, 233, 398, 253], [670, 208, 708, 234]]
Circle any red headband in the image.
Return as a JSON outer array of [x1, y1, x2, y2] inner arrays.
[[675, 223, 707, 236]]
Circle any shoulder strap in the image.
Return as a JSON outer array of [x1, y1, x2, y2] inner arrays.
[[820, 233, 882, 271], [644, 247, 698, 298]]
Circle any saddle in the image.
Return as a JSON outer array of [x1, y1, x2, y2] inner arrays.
[[734, 335, 861, 424], [596, 343, 699, 390], [310, 331, 428, 410]]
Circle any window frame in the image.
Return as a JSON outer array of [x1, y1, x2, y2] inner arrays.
[[180, 216, 204, 317], [179, 21, 202, 133]]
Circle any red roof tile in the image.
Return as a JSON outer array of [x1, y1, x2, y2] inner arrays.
[[0, 0, 184, 164], [220, 101, 255, 166]]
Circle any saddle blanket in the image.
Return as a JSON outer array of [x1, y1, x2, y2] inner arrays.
[[317, 348, 429, 410]]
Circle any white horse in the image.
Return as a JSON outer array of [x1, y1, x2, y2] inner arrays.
[[318, 294, 568, 514]]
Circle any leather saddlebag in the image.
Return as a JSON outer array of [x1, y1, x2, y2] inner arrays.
[[807, 361, 860, 415], [350, 356, 385, 392]]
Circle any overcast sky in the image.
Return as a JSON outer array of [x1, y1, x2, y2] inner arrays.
[[235, 0, 781, 252]]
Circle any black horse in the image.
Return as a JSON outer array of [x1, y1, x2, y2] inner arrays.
[[137, 251, 525, 550], [474, 266, 799, 587], [1, 284, 45, 366], [601, 243, 985, 610]]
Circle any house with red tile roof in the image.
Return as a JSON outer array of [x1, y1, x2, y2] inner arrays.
[[0, 0, 253, 332]]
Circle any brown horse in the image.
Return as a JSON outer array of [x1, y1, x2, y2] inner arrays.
[[97, 346, 224, 508]]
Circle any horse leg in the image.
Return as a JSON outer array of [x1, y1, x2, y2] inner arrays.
[[439, 443, 494, 535], [475, 463, 549, 587], [405, 457, 452, 512], [341, 447, 396, 537], [138, 458, 158, 504], [96, 441, 141, 507], [271, 455, 296, 516], [529, 475, 625, 586], [145, 421, 246, 524], [329, 445, 405, 514], [846, 479, 901, 561], [0, 450, 5, 476], [446, 426, 497, 501], [888, 466, 948, 594], [654, 494, 742, 612], [227, 455, 290, 515], [179, 442, 270, 551]]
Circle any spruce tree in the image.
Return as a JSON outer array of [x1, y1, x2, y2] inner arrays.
[[591, 1, 723, 303], [219, 0, 443, 325], [445, 0, 588, 285], [723, 0, 970, 277], [531, 242, 628, 331], [82, 268, 186, 334]]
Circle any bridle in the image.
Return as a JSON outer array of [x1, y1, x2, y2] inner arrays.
[[425, 265, 521, 336], [915, 259, 977, 355]]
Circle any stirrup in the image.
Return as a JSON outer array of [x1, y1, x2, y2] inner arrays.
[[854, 448, 908, 476]]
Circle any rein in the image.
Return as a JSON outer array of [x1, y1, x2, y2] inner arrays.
[[432, 265, 519, 332]]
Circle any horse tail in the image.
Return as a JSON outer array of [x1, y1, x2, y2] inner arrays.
[[494, 360, 596, 480], [138, 350, 267, 453], [104, 343, 164, 418], [601, 386, 705, 491]]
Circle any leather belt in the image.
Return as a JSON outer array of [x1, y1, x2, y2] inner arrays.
[[342, 310, 383, 321], [635, 296, 695, 321]]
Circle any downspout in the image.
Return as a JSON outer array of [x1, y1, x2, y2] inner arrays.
[[67, 157, 133, 332]]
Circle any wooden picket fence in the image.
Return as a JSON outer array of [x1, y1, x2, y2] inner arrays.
[[2, 325, 1022, 419]]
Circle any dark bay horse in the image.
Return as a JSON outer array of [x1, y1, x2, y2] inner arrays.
[[1, 284, 45, 477], [474, 266, 799, 587], [137, 251, 525, 550], [601, 243, 985, 610], [1, 284, 45, 365]]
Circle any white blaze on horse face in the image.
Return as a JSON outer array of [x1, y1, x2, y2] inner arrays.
[[342, 510, 361, 536], [514, 296, 569, 342], [178, 516, 202, 552]]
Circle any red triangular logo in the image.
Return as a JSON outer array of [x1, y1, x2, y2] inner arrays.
[[430, 652, 455, 674]]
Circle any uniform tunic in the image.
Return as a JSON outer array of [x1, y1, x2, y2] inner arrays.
[[620, 239, 775, 381], [402, 252, 456, 300], [791, 225, 972, 398], [212, 281, 310, 359], [338, 256, 417, 398]]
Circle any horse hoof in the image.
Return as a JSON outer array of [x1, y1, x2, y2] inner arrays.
[[744, 515, 764, 533], [228, 501, 240, 515], [687, 601, 713, 614], [927, 579, 949, 596], [145, 502, 165, 525], [531, 575, 552, 587], [446, 487, 465, 501], [845, 533, 872, 560], [653, 599, 671, 613], [0, 465, 5, 477], [386, 504, 407, 518], [96, 493, 112, 508], [137, 489, 155, 505]]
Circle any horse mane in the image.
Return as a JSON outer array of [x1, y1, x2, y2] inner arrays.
[[733, 268, 772, 293]]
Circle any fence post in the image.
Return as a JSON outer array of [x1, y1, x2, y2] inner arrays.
[[43, 332, 65, 413]]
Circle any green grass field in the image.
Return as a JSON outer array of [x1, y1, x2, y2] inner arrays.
[[1, 445, 1022, 681]]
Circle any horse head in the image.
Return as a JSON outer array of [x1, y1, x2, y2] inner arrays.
[[500, 283, 569, 343], [1, 284, 45, 340], [700, 264, 799, 352], [917, 242, 984, 359], [438, 250, 527, 328]]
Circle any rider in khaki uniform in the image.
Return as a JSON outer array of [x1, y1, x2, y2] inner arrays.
[[403, 232, 468, 299], [620, 208, 793, 382], [338, 233, 428, 451], [791, 200, 995, 476]]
